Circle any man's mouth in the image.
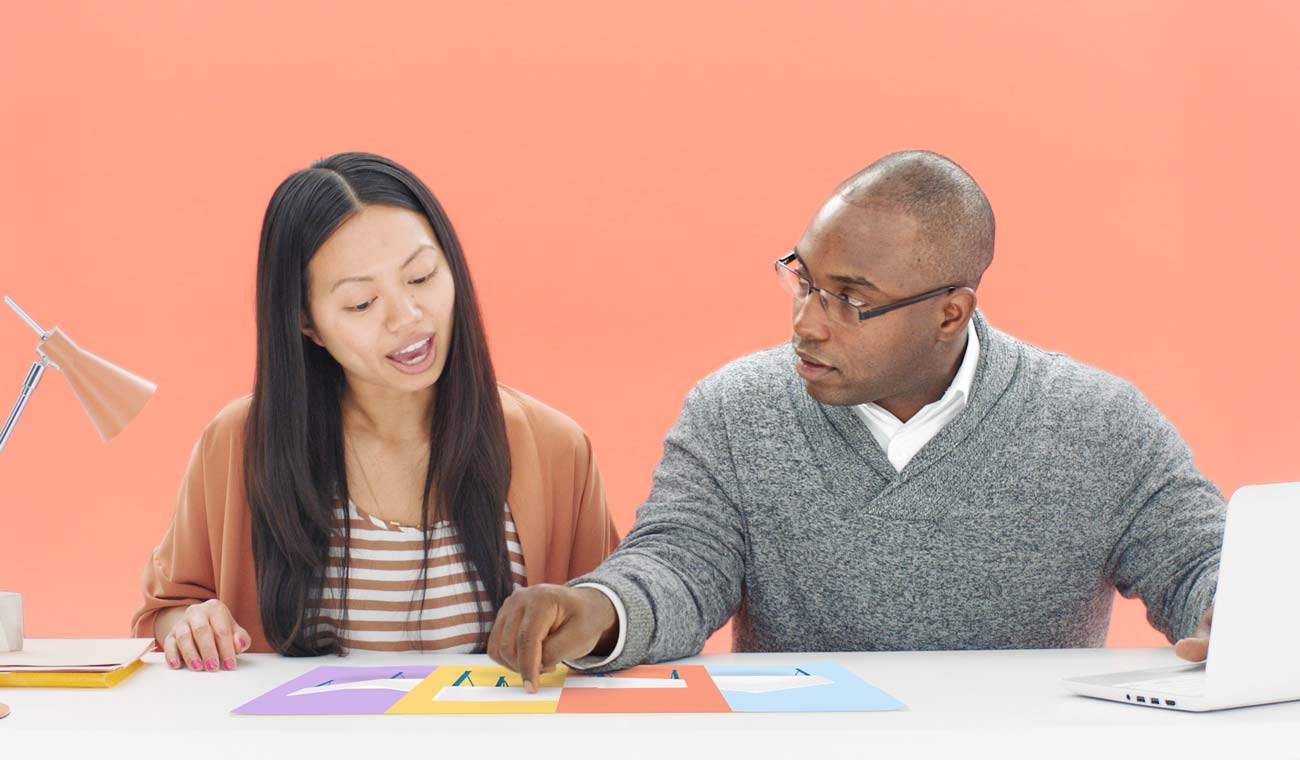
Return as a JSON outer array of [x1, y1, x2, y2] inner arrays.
[[795, 349, 836, 380]]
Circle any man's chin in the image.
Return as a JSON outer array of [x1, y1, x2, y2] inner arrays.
[[800, 376, 874, 407], [801, 377, 846, 406]]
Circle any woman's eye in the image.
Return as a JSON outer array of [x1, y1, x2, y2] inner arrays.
[[410, 269, 437, 285], [348, 299, 376, 312]]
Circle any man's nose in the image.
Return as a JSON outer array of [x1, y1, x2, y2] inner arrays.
[[792, 291, 830, 341]]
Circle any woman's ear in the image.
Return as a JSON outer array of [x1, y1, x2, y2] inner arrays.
[[301, 313, 324, 348]]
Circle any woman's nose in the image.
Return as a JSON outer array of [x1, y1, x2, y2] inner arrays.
[[386, 295, 422, 332]]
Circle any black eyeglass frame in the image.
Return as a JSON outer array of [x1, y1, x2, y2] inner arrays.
[[775, 251, 957, 323]]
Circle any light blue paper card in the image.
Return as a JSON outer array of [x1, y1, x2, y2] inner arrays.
[[705, 661, 905, 712]]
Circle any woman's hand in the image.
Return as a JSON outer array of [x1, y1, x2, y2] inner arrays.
[[160, 600, 252, 672]]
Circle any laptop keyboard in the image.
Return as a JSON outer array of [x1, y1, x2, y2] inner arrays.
[[1114, 672, 1205, 696]]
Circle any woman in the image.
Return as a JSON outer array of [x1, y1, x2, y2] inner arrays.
[[132, 152, 617, 670]]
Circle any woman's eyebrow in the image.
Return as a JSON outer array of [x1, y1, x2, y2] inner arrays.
[[400, 244, 437, 269], [330, 244, 437, 293]]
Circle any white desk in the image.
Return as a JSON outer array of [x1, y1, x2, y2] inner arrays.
[[2, 648, 1296, 758]]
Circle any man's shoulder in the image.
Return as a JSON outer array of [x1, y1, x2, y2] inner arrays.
[[690, 343, 798, 407], [1005, 332, 1162, 424]]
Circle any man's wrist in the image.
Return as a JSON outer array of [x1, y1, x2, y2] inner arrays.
[[575, 586, 618, 656], [567, 583, 627, 669]]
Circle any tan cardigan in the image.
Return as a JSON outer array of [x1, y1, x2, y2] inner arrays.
[[131, 385, 619, 652]]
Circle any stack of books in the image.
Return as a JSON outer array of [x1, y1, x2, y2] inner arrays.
[[0, 638, 155, 688]]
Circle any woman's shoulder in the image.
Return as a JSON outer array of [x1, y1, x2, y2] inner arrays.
[[192, 394, 253, 457], [497, 384, 590, 454]]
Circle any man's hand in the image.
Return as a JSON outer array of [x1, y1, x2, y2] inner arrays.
[[487, 584, 619, 693], [1174, 606, 1213, 662]]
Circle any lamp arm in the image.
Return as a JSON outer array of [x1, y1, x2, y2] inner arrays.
[[0, 359, 48, 455]]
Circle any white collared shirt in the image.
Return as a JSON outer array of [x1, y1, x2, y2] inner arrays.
[[851, 322, 979, 471]]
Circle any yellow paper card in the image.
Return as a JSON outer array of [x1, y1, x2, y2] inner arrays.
[[387, 665, 569, 714]]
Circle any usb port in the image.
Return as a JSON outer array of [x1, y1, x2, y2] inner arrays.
[[1166, 700, 1176, 707], [1136, 696, 1146, 703], [1151, 698, 1160, 705]]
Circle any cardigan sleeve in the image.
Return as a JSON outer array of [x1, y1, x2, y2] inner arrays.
[[566, 429, 620, 579], [129, 425, 225, 643]]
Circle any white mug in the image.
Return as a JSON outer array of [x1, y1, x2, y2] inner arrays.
[[0, 591, 22, 653]]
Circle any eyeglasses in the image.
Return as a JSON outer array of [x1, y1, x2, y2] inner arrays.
[[774, 252, 956, 327]]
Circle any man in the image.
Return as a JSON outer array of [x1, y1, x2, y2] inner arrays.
[[488, 150, 1220, 691]]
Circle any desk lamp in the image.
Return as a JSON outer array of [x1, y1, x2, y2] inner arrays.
[[0, 296, 157, 718]]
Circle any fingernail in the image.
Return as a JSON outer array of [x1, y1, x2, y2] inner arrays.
[[189, 659, 202, 671], [237, 637, 247, 651], [223, 658, 236, 671], [206, 658, 218, 671], [168, 658, 179, 669], [524, 679, 535, 693]]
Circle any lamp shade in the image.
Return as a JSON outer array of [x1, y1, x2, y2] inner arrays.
[[36, 328, 156, 442]]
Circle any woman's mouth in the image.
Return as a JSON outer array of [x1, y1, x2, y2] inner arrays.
[[386, 336, 435, 374]]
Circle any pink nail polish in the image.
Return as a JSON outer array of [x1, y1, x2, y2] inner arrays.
[[223, 658, 236, 670], [206, 658, 218, 671], [168, 658, 179, 669], [190, 659, 202, 670], [237, 637, 247, 650]]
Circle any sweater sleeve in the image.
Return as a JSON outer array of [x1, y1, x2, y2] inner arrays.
[[1103, 383, 1225, 643], [569, 379, 746, 670], [130, 427, 223, 643]]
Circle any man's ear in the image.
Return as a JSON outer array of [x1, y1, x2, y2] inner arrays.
[[301, 313, 324, 348], [938, 287, 977, 342]]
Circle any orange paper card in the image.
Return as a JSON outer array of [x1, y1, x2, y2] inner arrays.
[[556, 665, 729, 713]]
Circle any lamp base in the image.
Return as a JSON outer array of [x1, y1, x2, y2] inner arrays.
[[0, 591, 23, 653]]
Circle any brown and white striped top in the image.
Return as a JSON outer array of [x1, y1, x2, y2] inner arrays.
[[307, 501, 527, 653]]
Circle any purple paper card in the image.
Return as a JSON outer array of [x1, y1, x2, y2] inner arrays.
[[233, 665, 440, 715]]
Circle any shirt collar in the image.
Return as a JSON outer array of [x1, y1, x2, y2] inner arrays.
[[857, 319, 980, 425], [947, 319, 980, 404]]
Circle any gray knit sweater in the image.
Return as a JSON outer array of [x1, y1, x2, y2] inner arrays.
[[573, 312, 1224, 670]]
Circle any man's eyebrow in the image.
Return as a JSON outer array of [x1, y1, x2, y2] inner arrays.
[[330, 245, 437, 293], [827, 273, 881, 291], [792, 248, 881, 291]]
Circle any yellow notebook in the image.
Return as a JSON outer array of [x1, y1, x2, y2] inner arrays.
[[0, 658, 143, 688], [0, 638, 154, 688]]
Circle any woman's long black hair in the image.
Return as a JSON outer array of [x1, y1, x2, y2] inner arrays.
[[243, 152, 512, 655]]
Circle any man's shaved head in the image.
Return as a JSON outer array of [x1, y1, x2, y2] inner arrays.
[[836, 150, 994, 288], [790, 150, 991, 413]]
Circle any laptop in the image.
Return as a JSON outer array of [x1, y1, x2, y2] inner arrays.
[[1063, 481, 1300, 712]]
